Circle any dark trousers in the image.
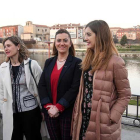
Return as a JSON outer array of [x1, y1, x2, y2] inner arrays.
[[12, 107, 42, 140], [45, 114, 72, 140]]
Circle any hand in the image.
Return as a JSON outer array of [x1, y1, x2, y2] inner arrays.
[[46, 105, 55, 117], [54, 112, 59, 118], [45, 105, 54, 110], [47, 105, 59, 118]]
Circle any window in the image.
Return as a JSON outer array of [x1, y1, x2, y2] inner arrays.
[[45, 29, 47, 32], [38, 29, 39, 31]]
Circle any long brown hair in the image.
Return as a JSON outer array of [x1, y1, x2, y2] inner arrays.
[[81, 20, 118, 73], [52, 29, 75, 56], [2, 36, 29, 63]]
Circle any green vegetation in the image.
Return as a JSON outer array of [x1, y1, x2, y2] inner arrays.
[[129, 99, 140, 106], [113, 35, 118, 44], [116, 45, 140, 52], [116, 45, 140, 49], [118, 48, 140, 51], [120, 35, 127, 46], [76, 45, 140, 53], [129, 45, 140, 49]]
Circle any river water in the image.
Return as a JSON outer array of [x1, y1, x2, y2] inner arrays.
[[0, 53, 140, 95]]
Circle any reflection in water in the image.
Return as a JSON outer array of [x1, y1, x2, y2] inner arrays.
[[0, 54, 140, 95], [124, 58, 140, 95]]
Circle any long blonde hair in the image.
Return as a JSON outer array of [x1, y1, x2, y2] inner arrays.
[[81, 20, 118, 73], [2, 36, 29, 63]]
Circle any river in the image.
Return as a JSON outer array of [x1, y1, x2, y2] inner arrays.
[[0, 53, 140, 95]]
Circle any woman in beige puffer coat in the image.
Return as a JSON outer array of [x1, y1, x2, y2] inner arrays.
[[71, 20, 131, 140]]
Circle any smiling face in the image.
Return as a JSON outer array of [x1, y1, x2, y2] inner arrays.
[[55, 33, 71, 55], [84, 27, 96, 49], [4, 40, 20, 58]]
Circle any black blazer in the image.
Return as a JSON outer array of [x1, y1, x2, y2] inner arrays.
[[38, 55, 82, 117]]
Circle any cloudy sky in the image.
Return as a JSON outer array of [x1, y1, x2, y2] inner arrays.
[[0, 0, 139, 28]]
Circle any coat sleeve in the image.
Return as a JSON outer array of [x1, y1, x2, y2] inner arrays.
[[110, 57, 131, 123], [57, 59, 82, 109], [0, 68, 4, 113], [38, 59, 52, 105]]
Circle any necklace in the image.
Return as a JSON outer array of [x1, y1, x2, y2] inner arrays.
[[57, 59, 66, 63], [13, 62, 18, 65], [11, 62, 20, 66]]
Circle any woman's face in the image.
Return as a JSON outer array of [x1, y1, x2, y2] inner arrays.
[[55, 33, 71, 55], [4, 40, 19, 58], [85, 27, 96, 49]]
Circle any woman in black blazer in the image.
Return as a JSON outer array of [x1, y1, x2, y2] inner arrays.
[[38, 29, 82, 140]]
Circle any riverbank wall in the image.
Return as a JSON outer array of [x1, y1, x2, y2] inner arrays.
[[0, 43, 87, 49], [1, 48, 140, 58]]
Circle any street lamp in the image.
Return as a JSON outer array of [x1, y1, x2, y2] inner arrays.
[[44, 41, 53, 58]]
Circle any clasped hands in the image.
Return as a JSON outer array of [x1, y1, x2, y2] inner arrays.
[[46, 105, 59, 118]]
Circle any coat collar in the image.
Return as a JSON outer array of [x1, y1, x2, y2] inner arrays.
[[1, 58, 30, 67], [58, 55, 73, 86], [0, 61, 10, 67], [0, 61, 12, 98], [47, 54, 73, 80], [46, 54, 73, 99], [0, 58, 31, 98], [24, 58, 31, 90], [24, 58, 30, 65]]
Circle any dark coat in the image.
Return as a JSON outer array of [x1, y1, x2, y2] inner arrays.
[[38, 55, 82, 117]]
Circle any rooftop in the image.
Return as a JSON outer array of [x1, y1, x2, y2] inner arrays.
[[34, 24, 49, 28], [50, 23, 83, 29], [0, 25, 22, 28]]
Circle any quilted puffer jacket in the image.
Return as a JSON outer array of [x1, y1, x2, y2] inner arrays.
[[72, 55, 131, 140]]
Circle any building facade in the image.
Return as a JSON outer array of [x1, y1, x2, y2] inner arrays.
[[116, 28, 137, 40], [110, 27, 121, 38], [0, 25, 23, 38], [21, 21, 50, 41], [136, 29, 140, 40], [110, 27, 140, 41], [50, 23, 84, 44], [0, 28, 2, 38]]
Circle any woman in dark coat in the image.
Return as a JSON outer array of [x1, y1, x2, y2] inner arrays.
[[38, 29, 82, 140]]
